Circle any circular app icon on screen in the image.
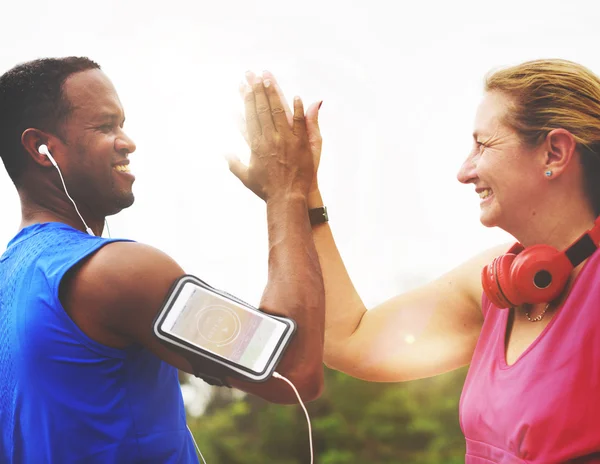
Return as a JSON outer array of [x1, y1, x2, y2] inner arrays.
[[196, 305, 242, 347]]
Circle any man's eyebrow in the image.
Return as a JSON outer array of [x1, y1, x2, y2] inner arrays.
[[96, 112, 126, 124]]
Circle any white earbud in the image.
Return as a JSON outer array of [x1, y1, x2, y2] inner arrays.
[[38, 144, 57, 167], [38, 144, 95, 237]]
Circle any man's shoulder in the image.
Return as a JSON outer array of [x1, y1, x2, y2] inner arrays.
[[63, 240, 186, 310], [2, 223, 122, 289], [86, 241, 183, 283], [60, 240, 187, 349]]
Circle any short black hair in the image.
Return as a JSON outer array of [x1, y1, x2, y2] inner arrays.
[[0, 57, 101, 185]]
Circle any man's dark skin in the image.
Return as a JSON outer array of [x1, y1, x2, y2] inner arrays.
[[17, 68, 325, 403]]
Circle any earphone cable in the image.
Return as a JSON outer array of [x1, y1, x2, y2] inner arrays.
[[273, 371, 314, 464], [187, 424, 207, 464], [51, 160, 94, 236]]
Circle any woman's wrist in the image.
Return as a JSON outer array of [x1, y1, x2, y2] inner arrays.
[[307, 186, 323, 209]]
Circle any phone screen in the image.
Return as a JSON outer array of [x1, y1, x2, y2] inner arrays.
[[161, 282, 288, 373]]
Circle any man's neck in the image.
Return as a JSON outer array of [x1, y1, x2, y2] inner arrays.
[[18, 190, 104, 236]]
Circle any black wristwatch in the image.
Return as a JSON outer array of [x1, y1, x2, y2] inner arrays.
[[308, 206, 328, 226]]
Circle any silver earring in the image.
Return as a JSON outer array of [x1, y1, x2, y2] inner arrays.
[[545, 170, 553, 177]]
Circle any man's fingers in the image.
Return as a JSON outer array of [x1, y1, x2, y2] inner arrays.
[[238, 81, 247, 100], [263, 77, 289, 134], [236, 114, 250, 146], [253, 77, 274, 134], [245, 70, 257, 86], [225, 154, 249, 186], [292, 96, 307, 137], [262, 70, 293, 127], [242, 70, 309, 137], [243, 85, 261, 140], [226, 153, 266, 200]]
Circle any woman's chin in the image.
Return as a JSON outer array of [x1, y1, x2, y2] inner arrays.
[[479, 209, 499, 228]]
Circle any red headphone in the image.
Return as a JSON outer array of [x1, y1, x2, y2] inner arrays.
[[482, 217, 600, 308]]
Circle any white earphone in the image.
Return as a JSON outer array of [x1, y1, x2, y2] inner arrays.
[[38, 144, 57, 167], [38, 144, 95, 236]]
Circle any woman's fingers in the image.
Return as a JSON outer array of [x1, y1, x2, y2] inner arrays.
[[305, 100, 323, 153], [292, 96, 307, 138]]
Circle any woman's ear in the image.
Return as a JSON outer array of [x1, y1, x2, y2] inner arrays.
[[543, 128, 577, 178]]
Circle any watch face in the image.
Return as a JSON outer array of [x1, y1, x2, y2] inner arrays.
[[309, 206, 328, 225]]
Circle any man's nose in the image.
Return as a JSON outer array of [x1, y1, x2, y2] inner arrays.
[[115, 130, 136, 155]]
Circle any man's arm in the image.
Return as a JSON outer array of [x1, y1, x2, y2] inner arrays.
[[61, 235, 323, 404], [60, 78, 325, 404]]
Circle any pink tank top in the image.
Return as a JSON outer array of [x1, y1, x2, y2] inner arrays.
[[460, 248, 600, 463]]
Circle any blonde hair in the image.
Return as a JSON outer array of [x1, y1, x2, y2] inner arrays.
[[485, 59, 600, 214]]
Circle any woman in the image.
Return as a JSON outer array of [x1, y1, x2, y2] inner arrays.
[[230, 59, 600, 463]]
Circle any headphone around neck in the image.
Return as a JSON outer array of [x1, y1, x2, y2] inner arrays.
[[482, 216, 600, 309]]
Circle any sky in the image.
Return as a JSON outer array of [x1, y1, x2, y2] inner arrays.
[[1, 0, 599, 309]]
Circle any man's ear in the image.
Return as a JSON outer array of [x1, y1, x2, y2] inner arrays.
[[21, 128, 57, 168], [543, 128, 577, 178]]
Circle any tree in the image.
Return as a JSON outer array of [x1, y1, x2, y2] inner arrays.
[[188, 366, 468, 463]]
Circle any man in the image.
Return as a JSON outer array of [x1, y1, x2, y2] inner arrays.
[[0, 57, 325, 463]]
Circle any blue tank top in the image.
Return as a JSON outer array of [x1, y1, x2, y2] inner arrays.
[[0, 222, 198, 463]]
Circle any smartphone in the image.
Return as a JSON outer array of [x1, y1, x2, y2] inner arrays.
[[154, 275, 296, 382]]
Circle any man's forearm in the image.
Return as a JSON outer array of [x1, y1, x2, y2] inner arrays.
[[259, 192, 325, 397]]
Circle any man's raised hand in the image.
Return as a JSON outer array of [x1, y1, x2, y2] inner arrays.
[[229, 72, 322, 199]]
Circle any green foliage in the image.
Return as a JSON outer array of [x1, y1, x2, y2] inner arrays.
[[189, 366, 468, 463]]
